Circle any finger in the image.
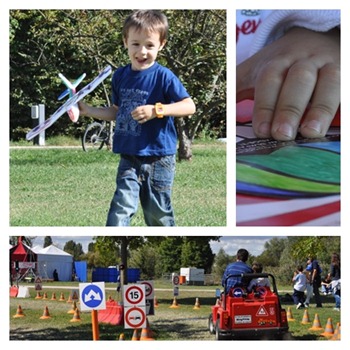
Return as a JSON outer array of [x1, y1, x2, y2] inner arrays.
[[270, 60, 318, 140], [236, 58, 256, 102], [252, 58, 290, 138], [299, 63, 340, 138]]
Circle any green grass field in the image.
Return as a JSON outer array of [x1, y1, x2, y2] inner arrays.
[[9, 281, 341, 341], [10, 141, 226, 226]]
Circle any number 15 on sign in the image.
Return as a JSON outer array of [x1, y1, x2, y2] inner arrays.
[[123, 284, 146, 307]]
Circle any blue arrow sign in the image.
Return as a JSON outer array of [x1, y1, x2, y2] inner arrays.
[[80, 282, 106, 310]]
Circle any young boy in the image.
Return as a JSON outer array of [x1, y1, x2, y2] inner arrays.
[[292, 265, 307, 309], [79, 10, 196, 226], [247, 261, 270, 292]]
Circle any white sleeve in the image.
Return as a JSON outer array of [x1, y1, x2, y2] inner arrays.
[[250, 10, 340, 57]]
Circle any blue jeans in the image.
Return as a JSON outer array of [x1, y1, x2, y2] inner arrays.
[[106, 154, 176, 226], [333, 290, 341, 308]]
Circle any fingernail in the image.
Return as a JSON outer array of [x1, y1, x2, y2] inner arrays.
[[302, 120, 322, 134], [274, 123, 294, 139], [257, 122, 271, 137]]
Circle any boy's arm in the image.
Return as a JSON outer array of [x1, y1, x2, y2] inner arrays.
[[160, 97, 196, 117], [79, 101, 118, 121], [131, 97, 196, 124]]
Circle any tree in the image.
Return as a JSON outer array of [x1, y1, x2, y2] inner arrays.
[[93, 236, 144, 284], [63, 240, 84, 260], [256, 238, 287, 267], [180, 237, 215, 272], [10, 10, 226, 160], [129, 244, 158, 279], [211, 248, 231, 283], [43, 236, 53, 248]]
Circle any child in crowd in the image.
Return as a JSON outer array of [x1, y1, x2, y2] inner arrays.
[[292, 265, 307, 309]]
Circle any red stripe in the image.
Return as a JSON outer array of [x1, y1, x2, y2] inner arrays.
[[237, 200, 340, 226]]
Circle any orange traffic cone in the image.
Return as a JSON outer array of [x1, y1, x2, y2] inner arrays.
[[331, 322, 341, 340], [67, 301, 77, 314], [118, 333, 125, 340], [301, 309, 310, 324], [146, 318, 155, 338], [287, 307, 295, 321], [140, 327, 154, 341], [193, 297, 200, 310], [35, 291, 42, 299], [51, 292, 57, 301], [321, 317, 334, 337], [13, 305, 25, 318], [42, 292, 48, 300], [169, 296, 179, 308], [59, 292, 65, 301], [154, 296, 159, 308], [70, 308, 81, 322], [309, 313, 323, 331], [131, 328, 140, 340], [40, 306, 51, 319], [66, 293, 73, 303]]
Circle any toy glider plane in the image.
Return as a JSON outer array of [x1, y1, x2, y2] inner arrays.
[[26, 65, 112, 141]]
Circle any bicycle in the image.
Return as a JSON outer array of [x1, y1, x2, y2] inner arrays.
[[82, 120, 114, 152]]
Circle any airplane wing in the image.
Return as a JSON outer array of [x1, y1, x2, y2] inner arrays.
[[26, 65, 112, 141]]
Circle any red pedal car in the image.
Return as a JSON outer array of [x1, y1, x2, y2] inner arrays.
[[208, 273, 289, 340]]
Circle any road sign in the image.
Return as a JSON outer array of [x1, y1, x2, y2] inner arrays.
[[124, 306, 147, 329], [123, 284, 146, 307], [79, 282, 106, 311], [138, 280, 154, 299], [34, 276, 42, 291], [172, 273, 180, 286]]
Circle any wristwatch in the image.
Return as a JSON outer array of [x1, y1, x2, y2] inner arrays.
[[155, 103, 164, 118]]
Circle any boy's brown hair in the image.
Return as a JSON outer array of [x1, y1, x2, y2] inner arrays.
[[122, 10, 168, 43]]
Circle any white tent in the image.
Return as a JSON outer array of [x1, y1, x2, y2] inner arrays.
[[35, 245, 73, 281]]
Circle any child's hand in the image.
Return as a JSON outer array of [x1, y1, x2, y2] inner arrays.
[[237, 27, 340, 140], [78, 101, 89, 117], [131, 105, 155, 123]]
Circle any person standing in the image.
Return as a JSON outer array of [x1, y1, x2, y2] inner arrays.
[[304, 260, 313, 308], [309, 255, 322, 307], [328, 252, 341, 311], [292, 265, 307, 309]]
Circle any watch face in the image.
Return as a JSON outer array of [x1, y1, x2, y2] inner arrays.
[[156, 104, 163, 115]]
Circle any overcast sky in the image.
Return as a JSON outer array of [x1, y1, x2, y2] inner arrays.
[[31, 235, 279, 257]]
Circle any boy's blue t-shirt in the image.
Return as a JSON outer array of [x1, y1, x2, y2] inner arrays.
[[111, 62, 190, 156]]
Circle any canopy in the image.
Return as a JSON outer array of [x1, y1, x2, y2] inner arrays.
[[35, 245, 73, 282]]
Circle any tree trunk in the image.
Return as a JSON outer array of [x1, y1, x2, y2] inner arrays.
[[176, 117, 193, 161], [120, 237, 128, 285]]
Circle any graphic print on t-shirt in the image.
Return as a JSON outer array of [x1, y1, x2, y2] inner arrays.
[[116, 88, 149, 137]]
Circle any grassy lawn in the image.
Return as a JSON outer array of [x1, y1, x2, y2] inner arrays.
[[10, 281, 341, 341], [9, 140, 226, 226]]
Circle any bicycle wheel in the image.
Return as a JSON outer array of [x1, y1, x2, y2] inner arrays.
[[82, 122, 106, 152]]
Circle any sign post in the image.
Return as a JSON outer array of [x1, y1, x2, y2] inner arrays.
[[79, 282, 106, 340]]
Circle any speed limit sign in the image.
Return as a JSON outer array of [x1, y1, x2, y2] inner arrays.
[[123, 284, 146, 307]]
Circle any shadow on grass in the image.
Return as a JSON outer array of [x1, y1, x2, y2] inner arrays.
[[10, 323, 129, 341]]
